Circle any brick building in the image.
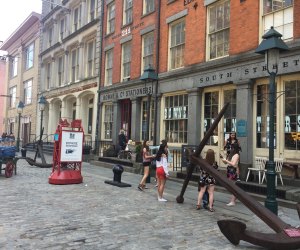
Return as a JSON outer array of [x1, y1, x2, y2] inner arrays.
[[98, 0, 300, 170], [0, 12, 41, 146]]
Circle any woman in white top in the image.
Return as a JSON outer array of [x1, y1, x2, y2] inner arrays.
[[221, 142, 240, 206], [155, 143, 169, 202]]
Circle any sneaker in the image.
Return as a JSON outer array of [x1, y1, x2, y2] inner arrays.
[[144, 186, 149, 189], [226, 202, 236, 207], [158, 198, 167, 202], [155, 184, 158, 187], [138, 185, 143, 191]]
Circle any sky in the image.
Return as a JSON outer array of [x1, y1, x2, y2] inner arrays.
[[0, 0, 42, 52]]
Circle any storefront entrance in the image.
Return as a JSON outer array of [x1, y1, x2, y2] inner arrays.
[[120, 99, 131, 139]]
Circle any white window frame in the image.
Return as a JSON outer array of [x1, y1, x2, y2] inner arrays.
[[89, 0, 96, 22], [23, 79, 32, 105], [103, 103, 114, 140], [48, 27, 53, 47], [86, 40, 95, 77], [46, 62, 52, 89], [107, 1, 115, 34], [25, 43, 34, 70], [73, 5, 82, 32], [10, 56, 18, 78], [71, 48, 79, 82], [9, 86, 16, 108], [168, 18, 185, 70], [60, 18, 66, 41], [57, 55, 64, 86], [142, 32, 154, 72], [123, 0, 133, 26], [143, 0, 154, 15], [105, 49, 113, 86], [121, 42, 131, 81], [207, 0, 230, 60]]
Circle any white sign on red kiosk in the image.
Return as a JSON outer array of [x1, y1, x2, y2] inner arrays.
[[49, 119, 84, 185]]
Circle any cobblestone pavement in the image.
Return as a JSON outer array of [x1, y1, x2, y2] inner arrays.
[[0, 153, 299, 250]]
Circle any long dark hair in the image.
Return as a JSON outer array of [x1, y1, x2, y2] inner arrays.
[[156, 144, 166, 161], [142, 140, 149, 152], [229, 142, 240, 160]]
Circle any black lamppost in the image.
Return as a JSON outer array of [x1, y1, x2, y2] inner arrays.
[[140, 65, 158, 142], [38, 96, 46, 138], [255, 26, 288, 215], [16, 101, 24, 152]]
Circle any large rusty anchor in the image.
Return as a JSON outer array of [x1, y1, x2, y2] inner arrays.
[[176, 103, 300, 249]]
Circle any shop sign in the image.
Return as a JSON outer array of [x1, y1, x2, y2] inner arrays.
[[102, 85, 153, 101], [60, 131, 83, 162], [196, 55, 300, 86], [237, 119, 247, 137]]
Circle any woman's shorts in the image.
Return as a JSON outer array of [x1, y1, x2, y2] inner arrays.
[[156, 167, 166, 180], [143, 161, 151, 167]]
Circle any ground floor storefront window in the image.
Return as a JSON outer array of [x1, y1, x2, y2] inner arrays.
[[103, 104, 113, 140]]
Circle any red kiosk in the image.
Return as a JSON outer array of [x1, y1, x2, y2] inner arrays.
[[49, 119, 84, 184]]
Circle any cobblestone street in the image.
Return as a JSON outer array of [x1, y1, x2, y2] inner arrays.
[[0, 154, 298, 250]]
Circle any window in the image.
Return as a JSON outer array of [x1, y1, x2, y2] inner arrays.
[[284, 80, 300, 150], [10, 56, 18, 78], [204, 92, 219, 145], [71, 49, 79, 82], [24, 79, 32, 105], [73, 6, 82, 32], [107, 2, 115, 34], [87, 40, 95, 77], [9, 86, 16, 108], [46, 62, 52, 89], [122, 42, 131, 81], [88, 98, 93, 134], [169, 19, 185, 70], [48, 27, 53, 46], [103, 104, 114, 139], [58, 56, 64, 86], [123, 0, 133, 25], [262, 0, 293, 41], [72, 102, 76, 120], [143, 0, 154, 15], [60, 18, 66, 40], [25, 43, 34, 70], [105, 49, 113, 85], [164, 94, 188, 143], [141, 99, 154, 141], [89, 0, 96, 22], [142, 32, 154, 71], [208, 0, 230, 60], [223, 89, 237, 139], [256, 84, 277, 148]]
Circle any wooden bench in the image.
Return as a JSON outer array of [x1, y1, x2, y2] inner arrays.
[[283, 160, 300, 179]]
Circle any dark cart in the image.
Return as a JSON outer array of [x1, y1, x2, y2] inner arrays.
[[0, 146, 17, 178]]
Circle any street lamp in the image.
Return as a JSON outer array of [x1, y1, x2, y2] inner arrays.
[[255, 26, 288, 215], [140, 65, 158, 142], [16, 101, 24, 152], [38, 96, 46, 138]]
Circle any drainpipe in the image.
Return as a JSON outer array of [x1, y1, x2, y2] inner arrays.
[[95, 0, 105, 154], [153, 0, 161, 147]]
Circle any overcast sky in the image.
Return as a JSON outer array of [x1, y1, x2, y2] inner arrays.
[[0, 0, 42, 50]]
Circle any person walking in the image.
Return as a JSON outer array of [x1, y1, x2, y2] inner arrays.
[[155, 142, 169, 202], [138, 140, 155, 191], [221, 142, 240, 206], [196, 149, 217, 212], [224, 132, 241, 180]]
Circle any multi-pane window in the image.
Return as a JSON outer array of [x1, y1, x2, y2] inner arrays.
[[60, 18, 65, 40], [164, 94, 188, 143], [10, 56, 18, 78], [9, 86, 16, 108], [122, 42, 131, 81], [103, 104, 114, 139], [58, 56, 64, 86], [25, 43, 34, 70], [107, 2, 115, 34], [204, 92, 219, 145], [89, 0, 96, 22], [48, 27, 53, 46], [169, 19, 185, 70], [256, 84, 277, 148], [142, 32, 154, 70], [24, 79, 32, 105], [87, 40, 95, 77], [284, 80, 300, 150], [141, 99, 154, 141], [105, 49, 113, 85], [208, 0, 230, 60], [71, 49, 79, 82], [262, 0, 293, 41], [223, 89, 237, 140], [46, 62, 52, 89], [88, 98, 93, 134], [73, 6, 82, 32], [143, 0, 154, 15], [123, 0, 133, 25]]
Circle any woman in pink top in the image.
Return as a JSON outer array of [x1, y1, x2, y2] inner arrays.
[[138, 140, 155, 191], [155, 142, 169, 201]]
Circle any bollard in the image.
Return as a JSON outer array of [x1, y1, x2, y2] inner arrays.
[[113, 164, 123, 183], [21, 148, 27, 158]]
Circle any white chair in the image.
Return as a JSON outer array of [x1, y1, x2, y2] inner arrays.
[[261, 158, 284, 186], [246, 157, 268, 184]]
